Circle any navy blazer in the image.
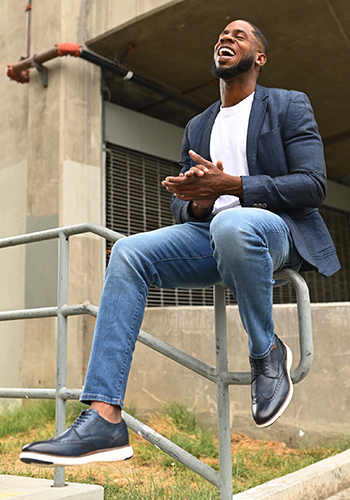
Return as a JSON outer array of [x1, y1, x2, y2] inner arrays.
[[171, 84, 340, 278]]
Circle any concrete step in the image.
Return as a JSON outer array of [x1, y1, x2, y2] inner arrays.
[[0, 475, 103, 499], [325, 487, 350, 499], [232, 449, 350, 500]]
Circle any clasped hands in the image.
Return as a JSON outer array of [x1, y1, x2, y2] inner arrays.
[[162, 150, 243, 212]]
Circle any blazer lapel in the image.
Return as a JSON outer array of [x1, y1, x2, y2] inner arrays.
[[247, 84, 269, 174], [197, 101, 220, 163]]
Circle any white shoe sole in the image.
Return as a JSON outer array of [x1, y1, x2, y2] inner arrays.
[[20, 445, 133, 467], [256, 343, 294, 428]]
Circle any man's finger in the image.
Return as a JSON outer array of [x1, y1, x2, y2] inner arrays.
[[189, 150, 212, 168], [175, 193, 192, 200], [216, 160, 224, 171], [162, 176, 184, 183], [184, 167, 206, 177]]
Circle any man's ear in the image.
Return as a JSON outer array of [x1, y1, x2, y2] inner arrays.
[[256, 52, 267, 68]]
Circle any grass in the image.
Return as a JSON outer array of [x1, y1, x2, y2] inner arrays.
[[0, 400, 348, 499]]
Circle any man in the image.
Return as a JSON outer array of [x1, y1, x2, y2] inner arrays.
[[20, 20, 339, 467]]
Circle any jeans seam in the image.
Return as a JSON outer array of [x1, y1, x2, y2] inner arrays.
[[117, 281, 146, 400], [143, 254, 215, 273], [257, 233, 275, 358], [80, 393, 123, 407]]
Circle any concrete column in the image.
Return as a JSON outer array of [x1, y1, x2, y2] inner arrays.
[[0, 0, 29, 408], [0, 0, 102, 396]]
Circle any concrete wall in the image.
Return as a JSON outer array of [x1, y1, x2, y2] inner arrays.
[[104, 102, 184, 162], [0, 1, 29, 407], [23, 0, 103, 391], [0, 0, 103, 402], [125, 302, 350, 447]]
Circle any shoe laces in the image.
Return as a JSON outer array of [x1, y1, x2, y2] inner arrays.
[[250, 357, 269, 379], [70, 409, 92, 429]]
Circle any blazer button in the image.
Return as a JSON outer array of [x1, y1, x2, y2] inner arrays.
[[253, 203, 258, 207], [262, 203, 267, 208]]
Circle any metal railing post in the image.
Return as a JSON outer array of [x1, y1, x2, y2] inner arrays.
[[274, 268, 313, 383], [215, 284, 233, 500], [54, 231, 70, 487]]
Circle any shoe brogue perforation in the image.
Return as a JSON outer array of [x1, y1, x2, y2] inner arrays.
[[250, 335, 293, 428], [260, 371, 286, 402], [20, 408, 133, 466]]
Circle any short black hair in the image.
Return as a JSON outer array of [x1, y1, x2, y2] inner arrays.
[[243, 20, 268, 59]]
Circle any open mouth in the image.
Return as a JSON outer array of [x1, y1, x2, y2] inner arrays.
[[218, 46, 236, 58]]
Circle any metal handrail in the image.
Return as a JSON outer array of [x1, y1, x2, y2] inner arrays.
[[0, 223, 313, 499]]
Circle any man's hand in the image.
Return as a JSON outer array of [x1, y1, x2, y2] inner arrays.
[[162, 150, 224, 201], [162, 150, 243, 219], [178, 151, 223, 209], [162, 150, 243, 202]]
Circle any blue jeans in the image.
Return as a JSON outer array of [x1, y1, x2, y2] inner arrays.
[[81, 208, 301, 408]]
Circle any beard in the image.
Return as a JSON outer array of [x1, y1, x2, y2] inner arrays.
[[211, 54, 255, 79]]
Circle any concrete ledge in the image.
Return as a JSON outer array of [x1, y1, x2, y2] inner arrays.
[[232, 449, 350, 499], [0, 475, 103, 499]]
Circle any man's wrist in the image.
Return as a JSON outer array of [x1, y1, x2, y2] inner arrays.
[[221, 174, 243, 197]]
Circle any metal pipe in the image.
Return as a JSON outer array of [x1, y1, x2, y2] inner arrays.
[[6, 43, 82, 84], [7, 44, 203, 112], [79, 49, 203, 112], [0, 388, 57, 399], [138, 329, 217, 382], [214, 284, 233, 499], [54, 231, 69, 488], [25, 1, 32, 59], [220, 371, 251, 386], [60, 303, 99, 318], [0, 222, 124, 249], [7, 45, 81, 77], [0, 306, 58, 321], [274, 268, 313, 383], [0, 388, 83, 400], [0, 303, 97, 322], [123, 411, 220, 487], [79, 49, 128, 77]]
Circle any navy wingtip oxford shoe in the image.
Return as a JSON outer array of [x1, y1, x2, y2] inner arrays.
[[20, 408, 133, 467], [250, 335, 293, 428]]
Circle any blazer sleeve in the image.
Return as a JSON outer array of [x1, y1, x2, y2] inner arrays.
[[241, 92, 327, 210], [170, 120, 197, 224]]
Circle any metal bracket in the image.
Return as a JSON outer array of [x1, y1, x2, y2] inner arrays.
[[32, 57, 48, 87]]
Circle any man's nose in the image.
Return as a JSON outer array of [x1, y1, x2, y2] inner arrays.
[[220, 33, 235, 44]]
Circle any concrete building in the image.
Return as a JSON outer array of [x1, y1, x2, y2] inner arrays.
[[0, 0, 350, 445]]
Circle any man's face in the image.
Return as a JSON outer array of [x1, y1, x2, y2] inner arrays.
[[212, 20, 259, 79]]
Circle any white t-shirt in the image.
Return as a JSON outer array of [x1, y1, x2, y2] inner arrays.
[[210, 92, 254, 214]]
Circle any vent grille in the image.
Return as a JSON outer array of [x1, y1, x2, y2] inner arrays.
[[105, 143, 214, 306]]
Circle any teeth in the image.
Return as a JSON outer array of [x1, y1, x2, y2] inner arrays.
[[219, 47, 235, 57]]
